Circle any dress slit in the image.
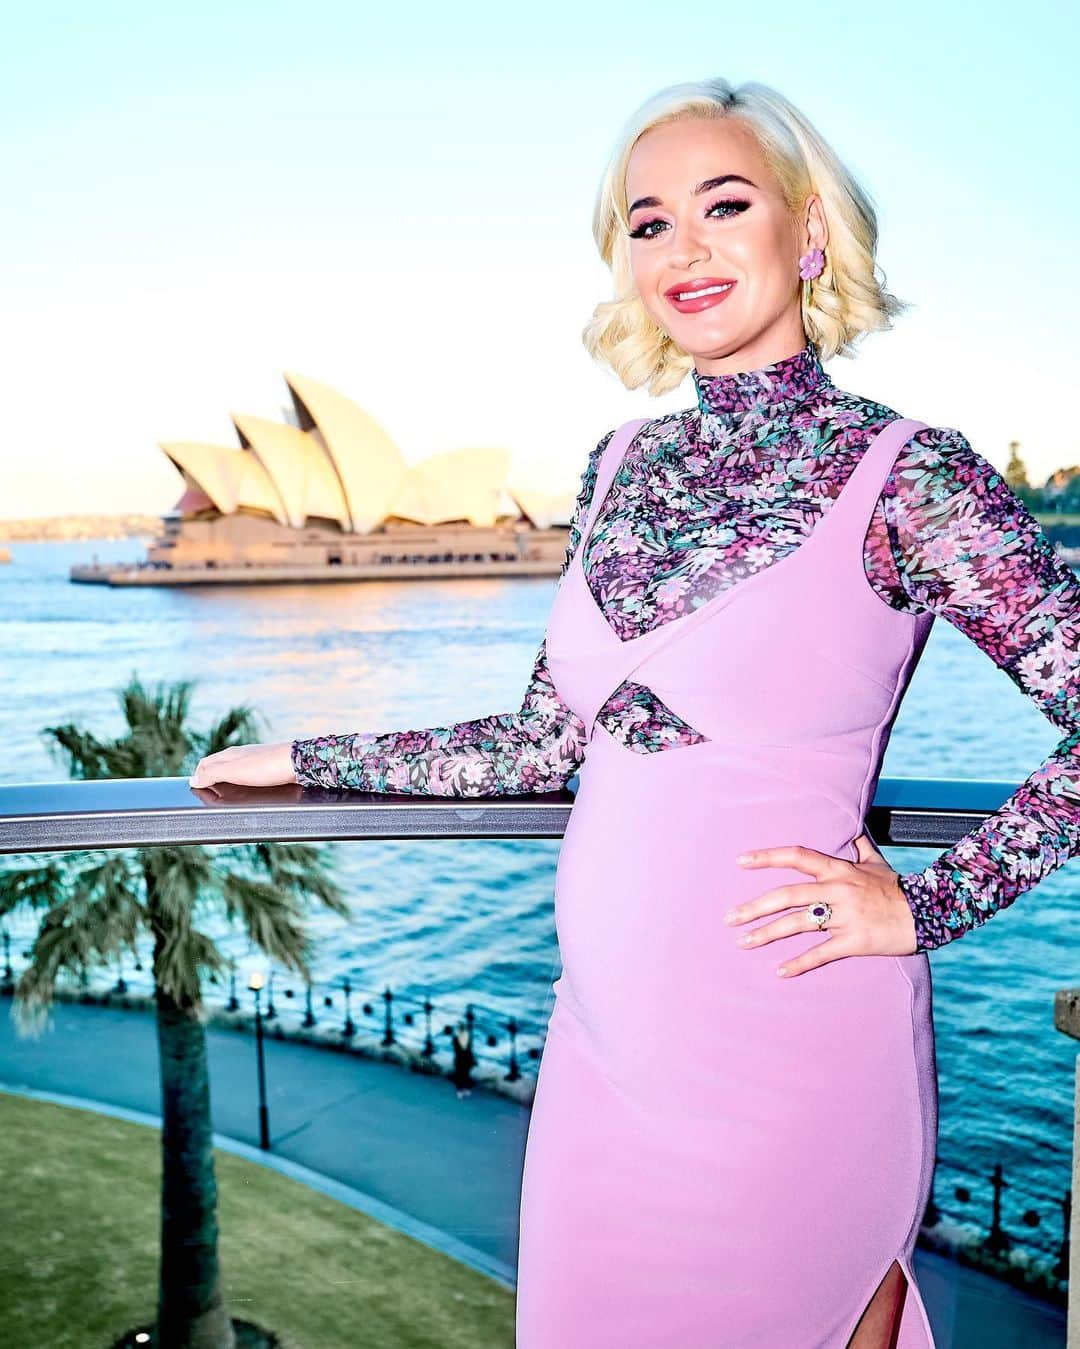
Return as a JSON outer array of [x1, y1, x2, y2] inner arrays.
[[838, 1252, 934, 1349]]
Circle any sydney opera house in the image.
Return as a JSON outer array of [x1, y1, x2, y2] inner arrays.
[[70, 372, 578, 587]]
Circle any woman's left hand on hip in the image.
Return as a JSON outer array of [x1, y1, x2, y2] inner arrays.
[[722, 831, 918, 976]]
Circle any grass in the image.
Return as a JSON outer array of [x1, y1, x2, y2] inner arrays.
[[0, 1093, 515, 1349], [1039, 513, 1080, 526]]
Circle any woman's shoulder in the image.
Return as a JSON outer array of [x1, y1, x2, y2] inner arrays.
[[601, 407, 696, 445], [580, 408, 695, 480], [822, 381, 987, 498], [887, 421, 1009, 512], [824, 381, 1034, 553], [878, 417, 1065, 616]]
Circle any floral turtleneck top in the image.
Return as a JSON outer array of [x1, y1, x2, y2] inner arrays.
[[291, 344, 1080, 957]]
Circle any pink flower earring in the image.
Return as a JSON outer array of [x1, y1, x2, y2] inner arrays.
[[799, 247, 825, 281]]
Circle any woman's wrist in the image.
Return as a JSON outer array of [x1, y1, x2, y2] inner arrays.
[[896, 870, 951, 954], [288, 738, 310, 786]]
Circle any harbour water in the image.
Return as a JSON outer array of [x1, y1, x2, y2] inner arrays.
[[2, 536, 1079, 1262]]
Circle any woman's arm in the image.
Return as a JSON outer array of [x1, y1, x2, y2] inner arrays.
[[289, 430, 615, 795], [880, 425, 1080, 952]]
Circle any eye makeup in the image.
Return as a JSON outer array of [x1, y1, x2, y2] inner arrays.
[[628, 196, 751, 240]]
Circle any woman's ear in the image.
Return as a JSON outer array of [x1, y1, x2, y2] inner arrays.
[[804, 193, 828, 254]]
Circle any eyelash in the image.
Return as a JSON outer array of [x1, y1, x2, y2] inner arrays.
[[628, 197, 751, 240]]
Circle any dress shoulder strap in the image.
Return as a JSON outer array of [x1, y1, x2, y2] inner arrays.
[[829, 417, 930, 537]]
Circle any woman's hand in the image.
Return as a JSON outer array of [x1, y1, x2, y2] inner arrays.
[[722, 830, 918, 977], [188, 741, 298, 790]]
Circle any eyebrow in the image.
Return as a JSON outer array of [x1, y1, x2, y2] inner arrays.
[[627, 174, 758, 215]]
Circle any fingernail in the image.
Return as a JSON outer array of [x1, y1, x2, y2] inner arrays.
[[736, 853, 751, 864], [723, 910, 738, 924], [776, 966, 788, 977]]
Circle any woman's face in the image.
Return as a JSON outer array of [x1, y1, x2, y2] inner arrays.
[[624, 115, 826, 375]]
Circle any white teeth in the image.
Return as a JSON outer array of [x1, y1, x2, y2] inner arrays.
[[675, 283, 733, 301]]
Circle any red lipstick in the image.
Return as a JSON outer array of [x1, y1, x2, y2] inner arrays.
[[664, 277, 738, 314]]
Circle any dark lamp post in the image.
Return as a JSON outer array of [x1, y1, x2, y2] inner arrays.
[[248, 969, 271, 1151]]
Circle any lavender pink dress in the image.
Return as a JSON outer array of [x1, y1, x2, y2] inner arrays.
[[509, 411, 936, 1347], [291, 345, 1080, 1346]]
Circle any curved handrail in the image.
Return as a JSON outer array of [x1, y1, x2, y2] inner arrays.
[[0, 774, 1022, 854]]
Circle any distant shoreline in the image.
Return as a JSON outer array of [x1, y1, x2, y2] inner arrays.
[[6, 510, 1080, 554], [0, 514, 161, 542]]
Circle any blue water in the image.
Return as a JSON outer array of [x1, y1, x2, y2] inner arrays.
[[2, 537, 1079, 1261]]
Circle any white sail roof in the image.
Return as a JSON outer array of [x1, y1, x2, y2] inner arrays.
[[507, 486, 577, 530], [160, 372, 577, 534], [283, 371, 408, 534], [232, 414, 351, 530], [390, 448, 512, 526], [158, 443, 285, 522]]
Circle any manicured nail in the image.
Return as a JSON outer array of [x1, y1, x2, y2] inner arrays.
[[723, 910, 738, 924], [736, 853, 752, 864], [776, 966, 788, 977]]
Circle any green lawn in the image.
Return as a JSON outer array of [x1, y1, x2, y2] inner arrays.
[[0, 1093, 515, 1349], [1038, 512, 1080, 525]]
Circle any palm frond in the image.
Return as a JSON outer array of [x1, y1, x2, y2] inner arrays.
[[187, 702, 268, 761], [218, 872, 311, 977], [223, 841, 350, 919], [282, 862, 350, 917], [72, 852, 144, 922], [13, 872, 143, 1034], [113, 674, 201, 777], [40, 724, 119, 780], [153, 921, 227, 1006], [143, 847, 215, 929], [0, 856, 68, 917]]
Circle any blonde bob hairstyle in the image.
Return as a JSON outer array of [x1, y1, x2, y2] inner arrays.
[[582, 77, 906, 397]]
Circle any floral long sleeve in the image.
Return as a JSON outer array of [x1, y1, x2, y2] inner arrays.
[[881, 428, 1080, 951], [289, 432, 613, 795]]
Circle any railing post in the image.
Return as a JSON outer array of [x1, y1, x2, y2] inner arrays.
[[984, 1162, 1011, 1256], [1054, 988, 1080, 1346], [1070, 1060, 1080, 1349], [506, 1015, 521, 1083], [382, 984, 395, 1047], [422, 994, 435, 1058]]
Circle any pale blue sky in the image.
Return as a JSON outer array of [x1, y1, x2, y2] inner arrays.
[[2, 0, 1077, 518]]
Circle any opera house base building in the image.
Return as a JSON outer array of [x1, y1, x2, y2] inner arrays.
[[70, 371, 576, 587]]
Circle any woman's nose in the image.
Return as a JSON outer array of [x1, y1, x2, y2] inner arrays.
[[663, 219, 710, 269]]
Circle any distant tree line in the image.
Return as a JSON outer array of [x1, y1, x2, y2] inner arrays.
[[1005, 442, 1080, 515]]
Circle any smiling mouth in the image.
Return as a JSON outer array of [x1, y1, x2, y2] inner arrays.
[[671, 282, 733, 301], [666, 281, 738, 313]]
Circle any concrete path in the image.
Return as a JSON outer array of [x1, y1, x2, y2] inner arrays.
[[0, 998, 1066, 1347]]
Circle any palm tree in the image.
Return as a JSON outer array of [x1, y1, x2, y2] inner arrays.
[[0, 675, 349, 1349]]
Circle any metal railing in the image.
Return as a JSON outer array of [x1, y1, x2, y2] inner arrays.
[[0, 771, 1025, 854]]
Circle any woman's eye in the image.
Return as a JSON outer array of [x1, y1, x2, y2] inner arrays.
[[628, 197, 751, 240], [708, 197, 751, 220]]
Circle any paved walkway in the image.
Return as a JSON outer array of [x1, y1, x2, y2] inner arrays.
[[0, 998, 1067, 1347]]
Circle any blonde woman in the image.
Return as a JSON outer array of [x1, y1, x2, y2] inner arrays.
[[191, 78, 1080, 1347]]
